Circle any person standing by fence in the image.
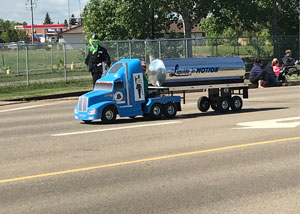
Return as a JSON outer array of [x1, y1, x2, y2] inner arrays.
[[85, 34, 111, 87]]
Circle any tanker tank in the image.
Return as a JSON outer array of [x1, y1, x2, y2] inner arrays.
[[148, 57, 246, 87]]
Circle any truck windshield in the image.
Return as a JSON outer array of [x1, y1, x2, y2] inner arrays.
[[108, 63, 124, 74], [94, 82, 113, 91]]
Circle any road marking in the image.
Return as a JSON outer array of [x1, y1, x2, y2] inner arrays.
[[235, 117, 300, 129], [0, 136, 299, 184], [0, 103, 56, 113], [51, 121, 183, 137]]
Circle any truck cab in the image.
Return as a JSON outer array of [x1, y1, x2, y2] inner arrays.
[[74, 58, 181, 123]]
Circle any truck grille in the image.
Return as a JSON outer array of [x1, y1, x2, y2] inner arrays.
[[78, 96, 88, 112]]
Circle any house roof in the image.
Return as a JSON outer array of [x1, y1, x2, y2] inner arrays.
[[61, 25, 84, 34], [168, 20, 203, 34]]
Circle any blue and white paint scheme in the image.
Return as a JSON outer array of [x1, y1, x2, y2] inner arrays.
[[74, 58, 181, 122]]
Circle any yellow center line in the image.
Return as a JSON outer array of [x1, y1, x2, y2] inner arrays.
[[1, 136, 300, 184]]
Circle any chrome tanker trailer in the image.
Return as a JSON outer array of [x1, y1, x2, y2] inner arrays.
[[147, 57, 248, 113], [74, 57, 249, 123]]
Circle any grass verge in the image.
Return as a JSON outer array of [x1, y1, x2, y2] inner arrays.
[[0, 79, 93, 101]]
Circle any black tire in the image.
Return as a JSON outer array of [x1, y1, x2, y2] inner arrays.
[[164, 102, 177, 118], [150, 103, 163, 119], [102, 106, 117, 123], [217, 97, 230, 113], [230, 96, 243, 112], [210, 98, 219, 111], [211, 102, 218, 111], [197, 96, 210, 112]]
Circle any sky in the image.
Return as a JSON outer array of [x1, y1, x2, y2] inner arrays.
[[0, 0, 89, 25]]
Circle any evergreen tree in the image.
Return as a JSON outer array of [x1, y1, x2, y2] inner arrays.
[[43, 12, 53, 24], [64, 19, 68, 25], [69, 14, 77, 25]]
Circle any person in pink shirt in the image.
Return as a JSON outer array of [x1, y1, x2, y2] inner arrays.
[[272, 58, 287, 84], [271, 58, 283, 76]]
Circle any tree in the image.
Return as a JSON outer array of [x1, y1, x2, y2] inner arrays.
[[82, 0, 172, 40], [64, 19, 68, 25], [69, 14, 77, 25], [2, 28, 19, 42], [168, 0, 215, 57], [43, 12, 53, 24], [0, 19, 29, 42], [211, 0, 299, 58]]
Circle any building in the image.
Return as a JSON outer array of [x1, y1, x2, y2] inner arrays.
[[58, 25, 86, 49], [166, 20, 205, 39], [15, 24, 68, 43]]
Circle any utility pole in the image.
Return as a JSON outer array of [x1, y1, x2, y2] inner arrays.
[[26, 0, 37, 43], [68, 0, 70, 26]]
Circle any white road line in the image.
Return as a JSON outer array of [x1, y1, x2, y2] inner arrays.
[[234, 116, 300, 129], [51, 121, 182, 137], [0, 103, 56, 113]]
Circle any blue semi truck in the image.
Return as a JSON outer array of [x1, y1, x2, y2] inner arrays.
[[74, 57, 249, 123]]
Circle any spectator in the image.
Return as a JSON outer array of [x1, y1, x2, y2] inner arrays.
[[272, 58, 287, 85], [249, 58, 267, 88], [85, 34, 111, 87], [265, 61, 280, 87], [282, 49, 300, 70]]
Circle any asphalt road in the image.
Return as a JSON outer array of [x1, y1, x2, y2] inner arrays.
[[0, 86, 300, 214]]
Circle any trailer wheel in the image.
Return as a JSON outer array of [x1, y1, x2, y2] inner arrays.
[[102, 106, 117, 123], [150, 103, 163, 119], [211, 102, 218, 111], [230, 96, 243, 112], [197, 96, 210, 112], [164, 102, 177, 118], [217, 97, 230, 113]]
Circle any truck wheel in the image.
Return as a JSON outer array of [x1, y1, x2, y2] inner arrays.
[[197, 96, 210, 112], [217, 97, 230, 113], [164, 102, 177, 118], [150, 103, 163, 119], [102, 106, 117, 123], [230, 96, 243, 112]]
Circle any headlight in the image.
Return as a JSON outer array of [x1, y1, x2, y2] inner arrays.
[[88, 109, 97, 115], [74, 108, 78, 114]]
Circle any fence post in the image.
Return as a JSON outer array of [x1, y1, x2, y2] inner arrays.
[[144, 40, 147, 63], [25, 45, 29, 85], [185, 39, 188, 58], [216, 38, 218, 56], [85, 43, 87, 59], [16, 45, 19, 75], [159, 40, 162, 59], [116, 42, 119, 60], [63, 43, 67, 81], [50, 44, 53, 73], [256, 36, 259, 57], [129, 41, 132, 58]]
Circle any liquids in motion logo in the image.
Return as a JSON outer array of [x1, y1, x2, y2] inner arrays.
[[169, 64, 219, 77]]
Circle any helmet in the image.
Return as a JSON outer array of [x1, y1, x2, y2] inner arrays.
[[92, 34, 99, 40]]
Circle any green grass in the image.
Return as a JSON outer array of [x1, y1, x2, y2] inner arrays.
[[0, 79, 93, 101]]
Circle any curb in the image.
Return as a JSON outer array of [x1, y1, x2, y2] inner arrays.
[[0, 91, 89, 107]]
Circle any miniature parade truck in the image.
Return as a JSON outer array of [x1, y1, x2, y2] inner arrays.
[[74, 57, 249, 123]]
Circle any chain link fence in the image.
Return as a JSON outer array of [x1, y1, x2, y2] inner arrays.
[[0, 36, 299, 86]]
